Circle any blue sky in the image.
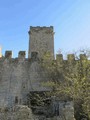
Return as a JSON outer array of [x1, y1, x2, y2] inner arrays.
[[0, 0, 90, 57]]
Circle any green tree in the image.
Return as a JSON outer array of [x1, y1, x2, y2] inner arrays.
[[41, 51, 90, 120]]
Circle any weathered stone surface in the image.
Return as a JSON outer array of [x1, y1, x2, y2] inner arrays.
[[0, 57, 49, 108], [0, 105, 34, 120], [28, 26, 54, 59]]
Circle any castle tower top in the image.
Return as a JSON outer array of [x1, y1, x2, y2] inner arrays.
[[28, 26, 54, 59]]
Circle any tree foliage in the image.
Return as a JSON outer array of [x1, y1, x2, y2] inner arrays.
[[41, 51, 90, 120]]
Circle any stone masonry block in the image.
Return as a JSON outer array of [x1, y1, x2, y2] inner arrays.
[[67, 54, 75, 61], [5, 51, 12, 58], [18, 51, 26, 58]]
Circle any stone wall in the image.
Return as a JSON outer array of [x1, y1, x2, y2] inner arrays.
[[0, 51, 50, 108], [28, 26, 54, 59], [0, 49, 87, 108]]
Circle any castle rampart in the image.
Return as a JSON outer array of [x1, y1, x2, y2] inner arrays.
[[0, 26, 88, 113], [0, 50, 87, 107], [1, 51, 87, 60]]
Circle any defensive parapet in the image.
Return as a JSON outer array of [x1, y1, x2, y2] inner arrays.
[[1, 51, 88, 62], [1, 51, 39, 62], [29, 26, 53, 32], [18, 51, 26, 59], [56, 54, 76, 62], [79, 54, 87, 60], [5, 51, 13, 58], [4, 51, 26, 59], [56, 53, 87, 62]]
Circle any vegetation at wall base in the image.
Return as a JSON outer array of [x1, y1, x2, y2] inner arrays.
[[40, 50, 90, 120]]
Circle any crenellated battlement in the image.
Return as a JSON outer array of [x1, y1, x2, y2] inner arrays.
[[18, 51, 26, 59], [5, 51, 13, 58], [4, 51, 26, 59], [1, 51, 38, 60], [56, 53, 87, 61], [79, 54, 87, 60], [0, 51, 88, 62], [30, 26, 53, 29], [28, 26, 54, 35]]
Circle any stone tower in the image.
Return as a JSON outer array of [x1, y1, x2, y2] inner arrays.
[[28, 26, 54, 58]]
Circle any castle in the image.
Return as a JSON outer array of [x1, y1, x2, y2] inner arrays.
[[2, 26, 88, 120], [0, 26, 87, 108], [0, 26, 55, 108]]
